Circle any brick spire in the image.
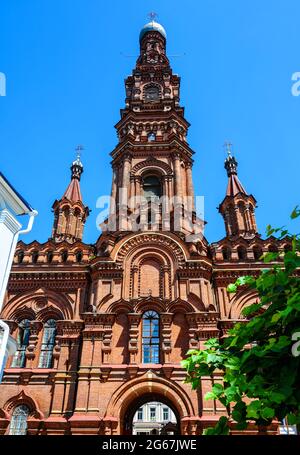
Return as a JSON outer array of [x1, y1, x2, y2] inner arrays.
[[63, 149, 84, 202], [219, 144, 258, 239], [224, 145, 247, 197], [51, 147, 89, 243]]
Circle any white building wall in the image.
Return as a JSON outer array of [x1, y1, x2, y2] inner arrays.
[[132, 402, 177, 435]]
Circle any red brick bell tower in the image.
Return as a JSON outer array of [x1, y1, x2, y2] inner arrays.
[[0, 19, 282, 436], [101, 18, 197, 239]]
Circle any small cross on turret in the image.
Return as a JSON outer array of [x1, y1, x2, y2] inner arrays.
[[224, 141, 238, 177], [148, 11, 158, 22]]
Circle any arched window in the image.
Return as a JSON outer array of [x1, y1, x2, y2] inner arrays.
[[17, 251, 24, 264], [249, 204, 256, 229], [76, 251, 83, 263], [61, 251, 68, 263], [11, 320, 31, 368], [253, 246, 263, 261], [47, 251, 53, 263], [32, 251, 39, 264], [143, 176, 162, 200], [222, 247, 231, 261], [238, 202, 247, 230], [228, 205, 238, 235], [237, 246, 247, 261], [144, 85, 160, 102], [148, 132, 156, 142], [142, 310, 160, 364], [9, 405, 29, 435], [38, 319, 57, 368], [62, 208, 70, 233]]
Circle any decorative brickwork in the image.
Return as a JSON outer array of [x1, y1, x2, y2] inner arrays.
[[0, 20, 284, 435]]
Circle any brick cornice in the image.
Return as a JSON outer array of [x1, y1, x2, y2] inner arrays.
[[7, 271, 88, 291], [56, 320, 83, 338], [90, 261, 123, 279], [111, 138, 194, 163], [212, 268, 261, 286], [81, 313, 116, 339], [82, 313, 116, 325], [177, 261, 212, 279]]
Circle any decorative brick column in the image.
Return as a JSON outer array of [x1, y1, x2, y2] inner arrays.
[[72, 314, 115, 415], [186, 312, 219, 350], [186, 162, 194, 212], [100, 313, 115, 364], [162, 175, 172, 230], [160, 313, 173, 363], [162, 265, 170, 299], [134, 175, 141, 199], [49, 320, 83, 417], [127, 313, 141, 364], [131, 265, 139, 299], [173, 153, 182, 198], [110, 167, 117, 213], [122, 155, 131, 192], [25, 320, 43, 368], [130, 175, 135, 200]]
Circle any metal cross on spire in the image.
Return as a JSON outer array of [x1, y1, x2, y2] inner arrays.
[[75, 145, 84, 161], [148, 11, 158, 22], [223, 141, 233, 157]]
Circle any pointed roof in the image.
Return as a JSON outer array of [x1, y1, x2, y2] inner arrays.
[[63, 177, 82, 202], [226, 173, 247, 197], [224, 144, 248, 197]]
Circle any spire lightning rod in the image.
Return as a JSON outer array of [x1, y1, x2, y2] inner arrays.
[[223, 141, 233, 157], [75, 145, 84, 161], [148, 11, 158, 21]]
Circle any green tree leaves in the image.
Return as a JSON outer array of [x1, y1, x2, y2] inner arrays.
[[182, 208, 300, 435]]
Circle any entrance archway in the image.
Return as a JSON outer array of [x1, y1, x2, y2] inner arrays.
[[105, 371, 196, 435], [124, 393, 180, 435]]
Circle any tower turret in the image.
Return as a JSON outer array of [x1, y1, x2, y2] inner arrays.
[[106, 17, 196, 236], [51, 146, 90, 243], [219, 143, 258, 239]]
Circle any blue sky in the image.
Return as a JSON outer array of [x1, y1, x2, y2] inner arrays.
[[0, 0, 299, 245]]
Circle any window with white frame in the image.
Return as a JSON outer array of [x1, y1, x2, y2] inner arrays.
[[142, 310, 160, 364], [163, 407, 169, 421], [150, 407, 156, 421]]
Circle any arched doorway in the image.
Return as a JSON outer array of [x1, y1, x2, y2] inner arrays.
[[105, 371, 196, 435], [123, 393, 180, 435]]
